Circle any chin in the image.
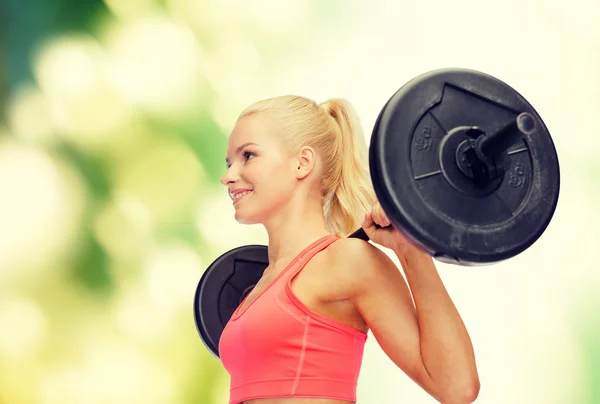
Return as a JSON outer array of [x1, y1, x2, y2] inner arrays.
[[234, 211, 263, 226], [234, 197, 278, 226]]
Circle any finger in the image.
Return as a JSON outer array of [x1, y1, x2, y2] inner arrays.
[[363, 211, 374, 229], [379, 206, 390, 227], [362, 212, 380, 238], [373, 203, 391, 228], [374, 204, 386, 226], [370, 202, 383, 226], [378, 202, 392, 224]]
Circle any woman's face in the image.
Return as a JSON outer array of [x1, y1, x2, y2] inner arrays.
[[221, 113, 298, 225]]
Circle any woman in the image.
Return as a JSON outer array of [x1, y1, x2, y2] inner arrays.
[[219, 95, 480, 404]]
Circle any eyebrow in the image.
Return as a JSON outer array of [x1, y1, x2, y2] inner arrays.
[[225, 142, 258, 164]]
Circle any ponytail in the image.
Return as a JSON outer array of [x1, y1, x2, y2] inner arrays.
[[319, 99, 375, 236]]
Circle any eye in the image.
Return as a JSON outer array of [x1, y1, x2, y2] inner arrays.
[[226, 150, 255, 169]]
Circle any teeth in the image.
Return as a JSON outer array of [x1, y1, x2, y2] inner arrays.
[[233, 190, 252, 200]]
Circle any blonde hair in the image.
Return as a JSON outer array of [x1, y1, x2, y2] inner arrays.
[[238, 95, 376, 237]]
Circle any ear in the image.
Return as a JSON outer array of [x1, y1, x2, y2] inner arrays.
[[294, 146, 317, 180]]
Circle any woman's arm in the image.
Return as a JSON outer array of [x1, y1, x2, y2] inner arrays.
[[340, 238, 480, 404], [397, 246, 480, 402]]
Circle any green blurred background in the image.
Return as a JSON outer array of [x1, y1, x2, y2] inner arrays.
[[0, 0, 598, 403]]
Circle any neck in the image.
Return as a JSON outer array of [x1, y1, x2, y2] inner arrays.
[[262, 200, 333, 272]]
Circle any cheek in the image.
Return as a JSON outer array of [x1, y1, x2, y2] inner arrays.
[[257, 167, 296, 204], [242, 156, 296, 198], [272, 164, 296, 191], [252, 158, 293, 186]]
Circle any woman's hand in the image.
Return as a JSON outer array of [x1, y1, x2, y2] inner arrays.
[[361, 200, 414, 254]]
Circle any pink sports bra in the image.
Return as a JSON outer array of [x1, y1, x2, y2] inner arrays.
[[218, 235, 368, 404]]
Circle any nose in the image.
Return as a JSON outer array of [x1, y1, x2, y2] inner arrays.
[[220, 164, 238, 187]]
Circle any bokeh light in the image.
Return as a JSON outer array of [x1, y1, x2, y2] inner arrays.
[[0, 140, 86, 281], [103, 14, 208, 120], [0, 296, 47, 361]]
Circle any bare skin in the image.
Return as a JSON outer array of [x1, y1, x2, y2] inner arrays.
[[222, 112, 480, 404]]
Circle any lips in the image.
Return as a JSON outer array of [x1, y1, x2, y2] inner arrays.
[[230, 189, 253, 204]]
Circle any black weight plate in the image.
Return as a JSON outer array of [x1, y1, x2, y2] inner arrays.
[[371, 68, 560, 265], [194, 245, 268, 358]]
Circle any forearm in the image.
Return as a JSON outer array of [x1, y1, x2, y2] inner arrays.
[[397, 247, 479, 399]]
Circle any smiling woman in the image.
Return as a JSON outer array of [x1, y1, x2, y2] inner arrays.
[[216, 95, 480, 404]]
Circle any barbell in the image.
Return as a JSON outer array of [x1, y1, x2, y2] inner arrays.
[[194, 68, 560, 358]]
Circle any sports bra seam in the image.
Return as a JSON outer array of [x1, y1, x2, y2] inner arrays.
[[274, 293, 307, 325], [284, 283, 367, 339], [283, 290, 364, 338], [231, 376, 358, 387], [291, 317, 310, 395]]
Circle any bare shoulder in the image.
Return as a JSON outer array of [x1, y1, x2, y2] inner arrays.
[[330, 237, 399, 276], [326, 237, 401, 299]]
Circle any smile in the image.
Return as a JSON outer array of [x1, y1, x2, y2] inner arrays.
[[232, 190, 252, 204]]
